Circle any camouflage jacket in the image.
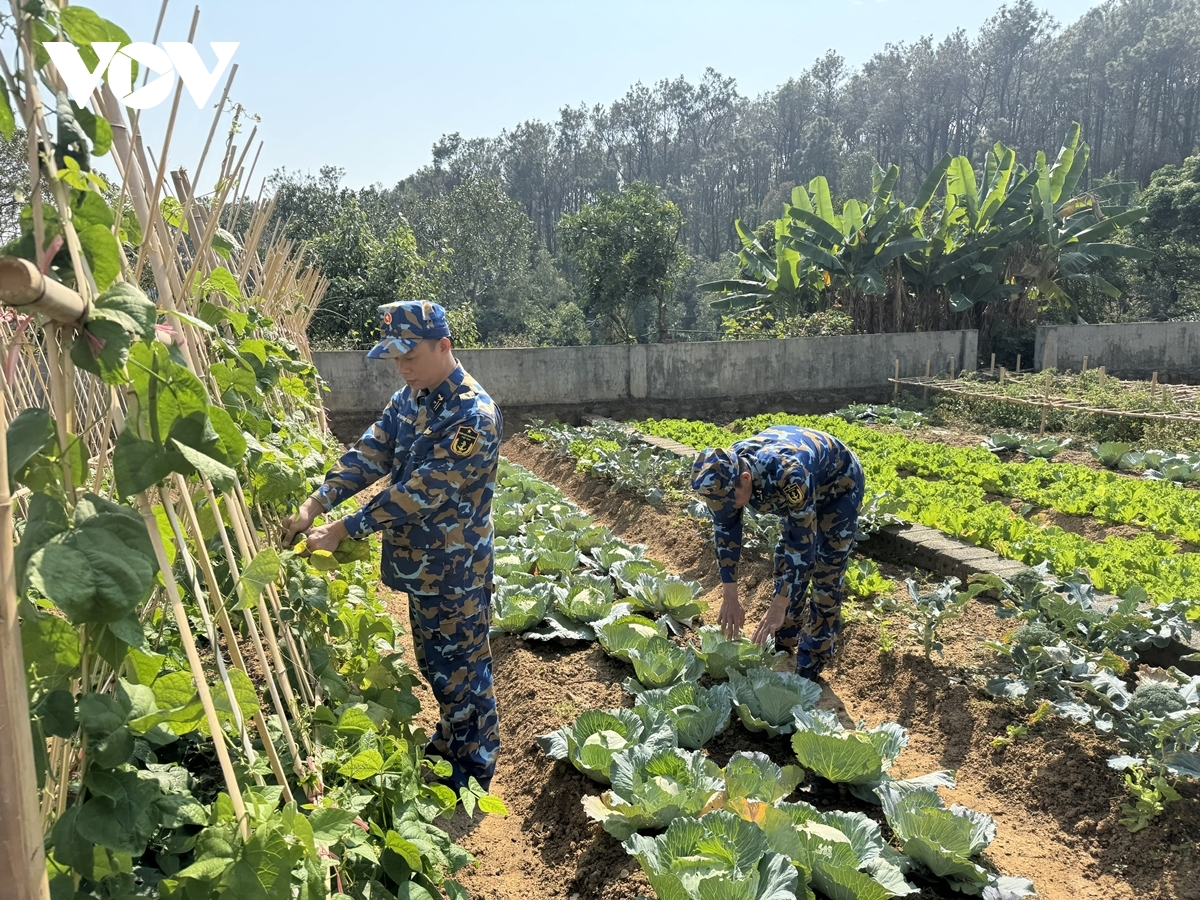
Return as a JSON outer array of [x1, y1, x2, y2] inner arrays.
[[713, 426, 860, 601], [313, 363, 502, 596]]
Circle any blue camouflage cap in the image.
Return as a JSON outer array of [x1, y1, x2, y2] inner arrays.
[[692, 447, 743, 521], [366, 300, 451, 359]]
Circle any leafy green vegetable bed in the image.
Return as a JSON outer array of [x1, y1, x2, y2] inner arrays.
[[638, 416, 1200, 616]]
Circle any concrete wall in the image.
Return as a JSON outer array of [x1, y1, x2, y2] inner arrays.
[[1034, 322, 1200, 380], [315, 330, 976, 439]]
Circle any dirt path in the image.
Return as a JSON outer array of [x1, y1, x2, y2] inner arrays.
[[379, 436, 1199, 900]]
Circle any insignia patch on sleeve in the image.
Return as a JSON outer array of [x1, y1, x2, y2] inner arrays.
[[782, 481, 806, 506], [451, 425, 481, 456]]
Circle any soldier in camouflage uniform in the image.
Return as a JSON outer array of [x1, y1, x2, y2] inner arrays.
[[691, 426, 864, 680], [284, 300, 502, 790]]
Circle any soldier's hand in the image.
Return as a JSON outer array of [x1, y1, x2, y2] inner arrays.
[[283, 497, 324, 547], [752, 594, 788, 646], [305, 518, 349, 553], [717, 582, 744, 640]]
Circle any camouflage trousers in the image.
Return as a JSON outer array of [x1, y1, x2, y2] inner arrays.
[[406, 587, 500, 790], [774, 459, 865, 675]]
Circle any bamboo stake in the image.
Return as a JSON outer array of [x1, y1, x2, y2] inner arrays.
[[200, 481, 307, 768], [1015, 354, 1021, 374], [1151, 371, 1159, 400], [1099, 366, 1106, 387], [923, 359, 931, 402], [990, 353, 996, 376], [949, 356, 955, 379], [0, 365, 51, 900], [136, 494, 251, 840], [999, 368, 1007, 384], [893, 359, 900, 400], [1082, 355, 1089, 373], [172, 477, 294, 801]]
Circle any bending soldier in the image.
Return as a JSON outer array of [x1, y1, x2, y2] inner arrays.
[[691, 425, 864, 680], [284, 300, 502, 790]]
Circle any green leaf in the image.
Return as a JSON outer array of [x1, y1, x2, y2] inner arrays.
[[477, 794, 509, 816], [113, 428, 173, 496], [308, 808, 360, 847], [385, 831, 424, 870], [202, 267, 242, 301], [76, 223, 122, 291], [0, 79, 15, 141], [71, 318, 133, 384], [338, 748, 384, 780], [237, 548, 281, 609], [21, 609, 80, 691], [212, 668, 260, 726], [37, 689, 78, 738], [170, 438, 237, 492], [6, 407, 55, 484], [90, 282, 157, 340], [336, 705, 376, 737]]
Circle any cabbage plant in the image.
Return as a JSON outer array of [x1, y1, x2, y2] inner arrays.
[[536, 707, 674, 784], [633, 682, 733, 750], [758, 802, 917, 900], [535, 547, 579, 578], [611, 558, 668, 595], [728, 666, 822, 736], [490, 582, 550, 634], [590, 542, 642, 574], [723, 751, 802, 804], [580, 745, 723, 840], [790, 708, 913, 802], [627, 636, 705, 692], [879, 784, 1006, 893], [623, 810, 797, 900], [693, 625, 783, 680], [557, 574, 615, 623], [626, 573, 708, 627], [595, 613, 668, 663], [1091, 442, 1132, 468]]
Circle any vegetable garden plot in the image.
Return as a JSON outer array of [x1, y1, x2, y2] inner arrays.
[[489, 459, 1037, 900], [499, 431, 1200, 900]]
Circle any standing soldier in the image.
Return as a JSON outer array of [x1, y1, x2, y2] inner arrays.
[[284, 300, 502, 790], [691, 425, 864, 680]]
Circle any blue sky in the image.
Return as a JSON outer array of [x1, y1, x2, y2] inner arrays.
[[78, 0, 1104, 193]]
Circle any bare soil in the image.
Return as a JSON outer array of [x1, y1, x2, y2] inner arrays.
[[375, 435, 1199, 900]]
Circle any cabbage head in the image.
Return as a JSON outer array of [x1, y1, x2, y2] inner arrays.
[[535, 707, 674, 784], [628, 636, 706, 691], [790, 708, 909, 801], [1091, 442, 1132, 468], [557, 574, 616, 623], [627, 573, 708, 624], [728, 666, 822, 736], [490, 582, 550, 634], [634, 682, 733, 750], [623, 810, 797, 900], [722, 751, 803, 804], [693, 626, 784, 680], [580, 745, 723, 840], [879, 784, 997, 892], [596, 613, 668, 663], [611, 558, 667, 595]]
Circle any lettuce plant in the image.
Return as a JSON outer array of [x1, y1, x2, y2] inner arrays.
[[728, 666, 822, 737], [633, 682, 734, 750], [623, 810, 797, 900], [536, 707, 674, 784], [580, 745, 723, 840]]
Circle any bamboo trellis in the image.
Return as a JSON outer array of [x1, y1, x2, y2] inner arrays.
[[0, 5, 337, 898]]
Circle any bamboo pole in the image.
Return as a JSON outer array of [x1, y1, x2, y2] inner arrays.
[[1015, 354, 1021, 374], [1082, 355, 1089, 373], [923, 359, 931, 402], [0, 367, 51, 900], [989, 353, 996, 376], [136, 493, 251, 840], [893, 359, 899, 400]]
